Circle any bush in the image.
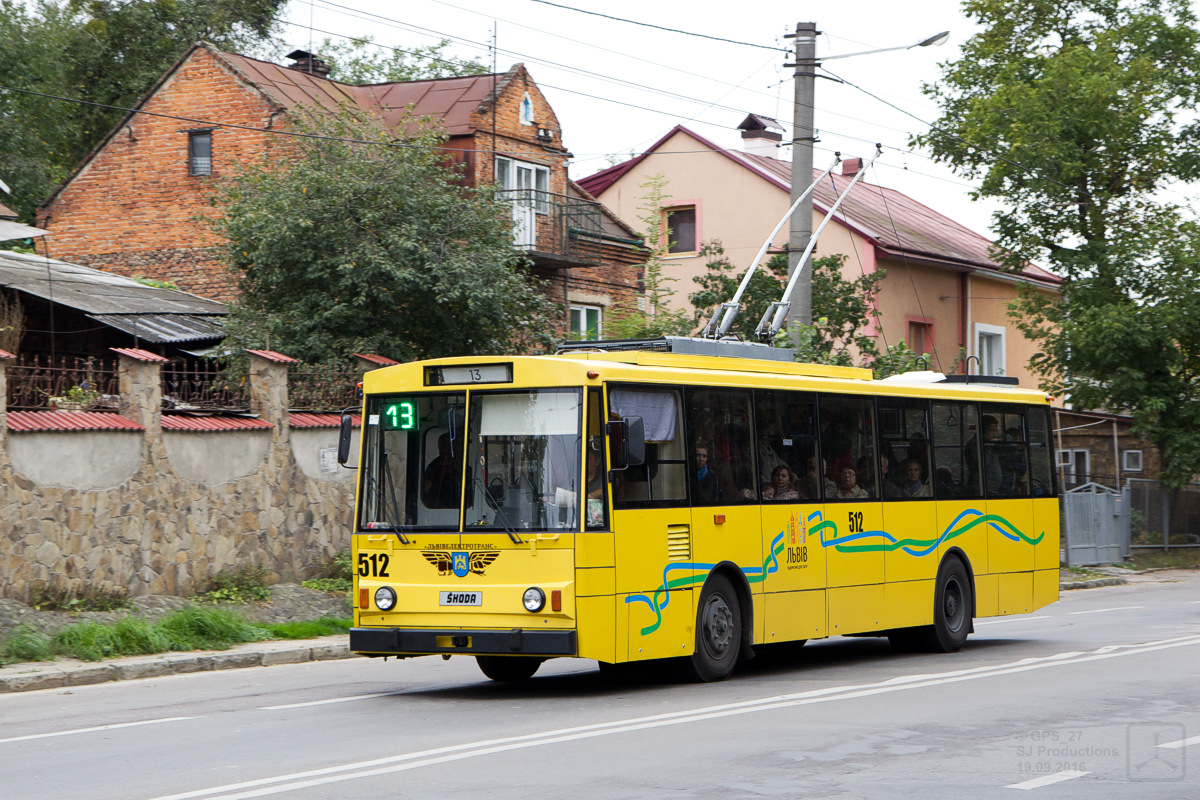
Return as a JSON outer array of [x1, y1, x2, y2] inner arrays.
[[0, 624, 53, 665], [29, 584, 131, 612], [204, 564, 272, 604], [157, 606, 270, 650]]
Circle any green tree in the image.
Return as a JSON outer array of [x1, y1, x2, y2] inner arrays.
[[316, 36, 487, 84], [916, 0, 1200, 488], [0, 0, 288, 221], [689, 240, 788, 341], [604, 173, 693, 339], [210, 110, 557, 362]]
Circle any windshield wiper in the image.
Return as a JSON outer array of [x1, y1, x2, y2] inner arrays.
[[378, 453, 411, 544], [468, 468, 523, 544]]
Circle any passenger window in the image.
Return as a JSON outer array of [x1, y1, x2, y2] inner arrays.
[[877, 398, 933, 500], [980, 406, 1030, 498], [608, 386, 687, 507], [685, 387, 756, 506], [932, 402, 981, 500], [1026, 407, 1055, 497], [755, 390, 819, 502], [819, 395, 876, 500]]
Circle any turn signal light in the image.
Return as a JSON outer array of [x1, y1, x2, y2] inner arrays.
[[358, 588, 368, 609], [551, 590, 561, 612]]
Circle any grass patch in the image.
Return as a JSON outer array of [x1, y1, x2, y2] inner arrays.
[[1126, 551, 1200, 570], [300, 577, 352, 595], [262, 618, 352, 639], [0, 606, 351, 666]]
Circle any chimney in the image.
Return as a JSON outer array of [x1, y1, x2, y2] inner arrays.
[[842, 157, 863, 178], [737, 113, 784, 159], [285, 49, 332, 79]]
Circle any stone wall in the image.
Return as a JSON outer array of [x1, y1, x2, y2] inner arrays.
[[0, 350, 359, 601]]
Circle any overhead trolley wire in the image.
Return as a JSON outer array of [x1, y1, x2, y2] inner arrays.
[[522, 0, 789, 52]]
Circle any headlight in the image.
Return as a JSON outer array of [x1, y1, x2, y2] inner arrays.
[[522, 587, 546, 613], [374, 586, 397, 611]]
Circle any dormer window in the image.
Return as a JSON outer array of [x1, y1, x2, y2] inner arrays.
[[188, 130, 213, 176], [519, 93, 535, 126]]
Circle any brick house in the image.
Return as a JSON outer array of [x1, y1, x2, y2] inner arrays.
[[35, 43, 643, 340]]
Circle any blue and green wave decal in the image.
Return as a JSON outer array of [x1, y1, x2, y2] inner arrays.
[[625, 509, 1044, 636]]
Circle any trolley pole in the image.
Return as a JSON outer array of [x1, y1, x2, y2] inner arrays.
[[785, 22, 819, 327]]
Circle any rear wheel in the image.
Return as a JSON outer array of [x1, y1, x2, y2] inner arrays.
[[682, 574, 741, 682], [476, 655, 542, 682]]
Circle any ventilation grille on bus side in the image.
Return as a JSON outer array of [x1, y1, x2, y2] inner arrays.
[[667, 525, 691, 562]]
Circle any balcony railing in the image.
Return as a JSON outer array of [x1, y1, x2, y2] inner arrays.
[[497, 190, 604, 267]]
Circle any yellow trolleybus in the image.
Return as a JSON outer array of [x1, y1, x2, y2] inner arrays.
[[342, 338, 1059, 682]]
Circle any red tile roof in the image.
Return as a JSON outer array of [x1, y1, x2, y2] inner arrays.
[[6, 411, 144, 432], [354, 353, 400, 367], [578, 125, 1060, 287], [161, 414, 273, 431], [110, 347, 169, 362], [245, 349, 297, 364], [0, 349, 14, 360], [289, 412, 361, 428]]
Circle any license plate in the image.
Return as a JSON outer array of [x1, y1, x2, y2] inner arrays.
[[439, 591, 482, 606]]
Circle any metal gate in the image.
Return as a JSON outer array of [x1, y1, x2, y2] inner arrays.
[[1062, 482, 1130, 566]]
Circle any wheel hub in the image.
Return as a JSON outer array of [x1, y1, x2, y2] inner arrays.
[[703, 595, 734, 655]]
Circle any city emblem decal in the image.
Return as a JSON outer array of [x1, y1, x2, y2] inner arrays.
[[422, 551, 499, 577]]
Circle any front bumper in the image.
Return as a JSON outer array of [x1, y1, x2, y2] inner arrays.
[[350, 627, 577, 657]]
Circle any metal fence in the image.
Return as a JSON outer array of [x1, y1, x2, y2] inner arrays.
[[1126, 478, 1200, 550], [161, 359, 251, 412], [1062, 482, 1130, 566], [287, 362, 360, 411], [5, 355, 121, 411]]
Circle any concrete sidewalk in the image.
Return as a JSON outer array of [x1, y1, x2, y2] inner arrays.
[[0, 635, 355, 693]]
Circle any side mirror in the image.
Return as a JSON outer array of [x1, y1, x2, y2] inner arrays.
[[607, 416, 645, 469], [337, 412, 355, 466]]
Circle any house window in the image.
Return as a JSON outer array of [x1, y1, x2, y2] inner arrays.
[[519, 93, 535, 126], [665, 206, 696, 253], [1059, 448, 1089, 488], [974, 323, 1006, 376], [495, 156, 550, 213], [1123, 450, 1143, 472], [907, 319, 933, 356], [188, 131, 212, 176], [569, 305, 602, 341]]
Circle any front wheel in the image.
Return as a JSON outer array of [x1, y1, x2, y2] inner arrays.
[[476, 655, 542, 682], [927, 556, 972, 652], [682, 574, 741, 682]]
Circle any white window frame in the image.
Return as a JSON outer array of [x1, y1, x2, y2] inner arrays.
[[1061, 448, 1089, 485], [569, 304, 602, 341], [519, 92, 535, 126], [1123, 449, 1144, 472], [974, 322, 1007, 376], [495, 156, 550, 214]]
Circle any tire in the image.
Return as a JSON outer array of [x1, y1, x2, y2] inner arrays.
[[476, 655, 542, 682], [925, 556, 972, 652], [683, 574, 742, 682]]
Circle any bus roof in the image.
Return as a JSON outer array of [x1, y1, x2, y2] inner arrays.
[[365, 352, 1051, 406]]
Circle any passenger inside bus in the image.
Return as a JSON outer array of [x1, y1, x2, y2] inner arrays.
[[421, 432, 461, 509], [891, 457, 932, 498], [834, 466, 869, 499], [768, 465, 800, 501]]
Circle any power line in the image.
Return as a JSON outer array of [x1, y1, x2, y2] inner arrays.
[[522, 0, 788, 52]]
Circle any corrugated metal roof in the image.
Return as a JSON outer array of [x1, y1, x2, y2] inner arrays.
[[90, 314, 224, 345], [214, 48, 507, 138], [6, 411, 144, 432], [289, 412, 360, 428], [0, 250, 230, 317], [161, 415, 273, 431], [110, 347, 169, 362]]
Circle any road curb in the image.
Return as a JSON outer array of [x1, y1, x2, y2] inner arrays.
[[0, 635, 356, 694], [1061, 577, 1127, 591]]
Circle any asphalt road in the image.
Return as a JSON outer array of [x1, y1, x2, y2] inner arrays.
[[2, 576, 1197, 800]]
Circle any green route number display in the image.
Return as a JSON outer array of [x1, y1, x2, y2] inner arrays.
[[382, 400, 418, 430]]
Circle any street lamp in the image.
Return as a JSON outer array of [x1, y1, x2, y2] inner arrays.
[[784, 24, 949, 327]]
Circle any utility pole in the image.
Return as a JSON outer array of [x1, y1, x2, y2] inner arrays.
[[785, 22, 818, 327]]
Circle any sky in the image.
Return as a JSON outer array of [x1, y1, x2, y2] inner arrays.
[[277, 0, 1000, 241]]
